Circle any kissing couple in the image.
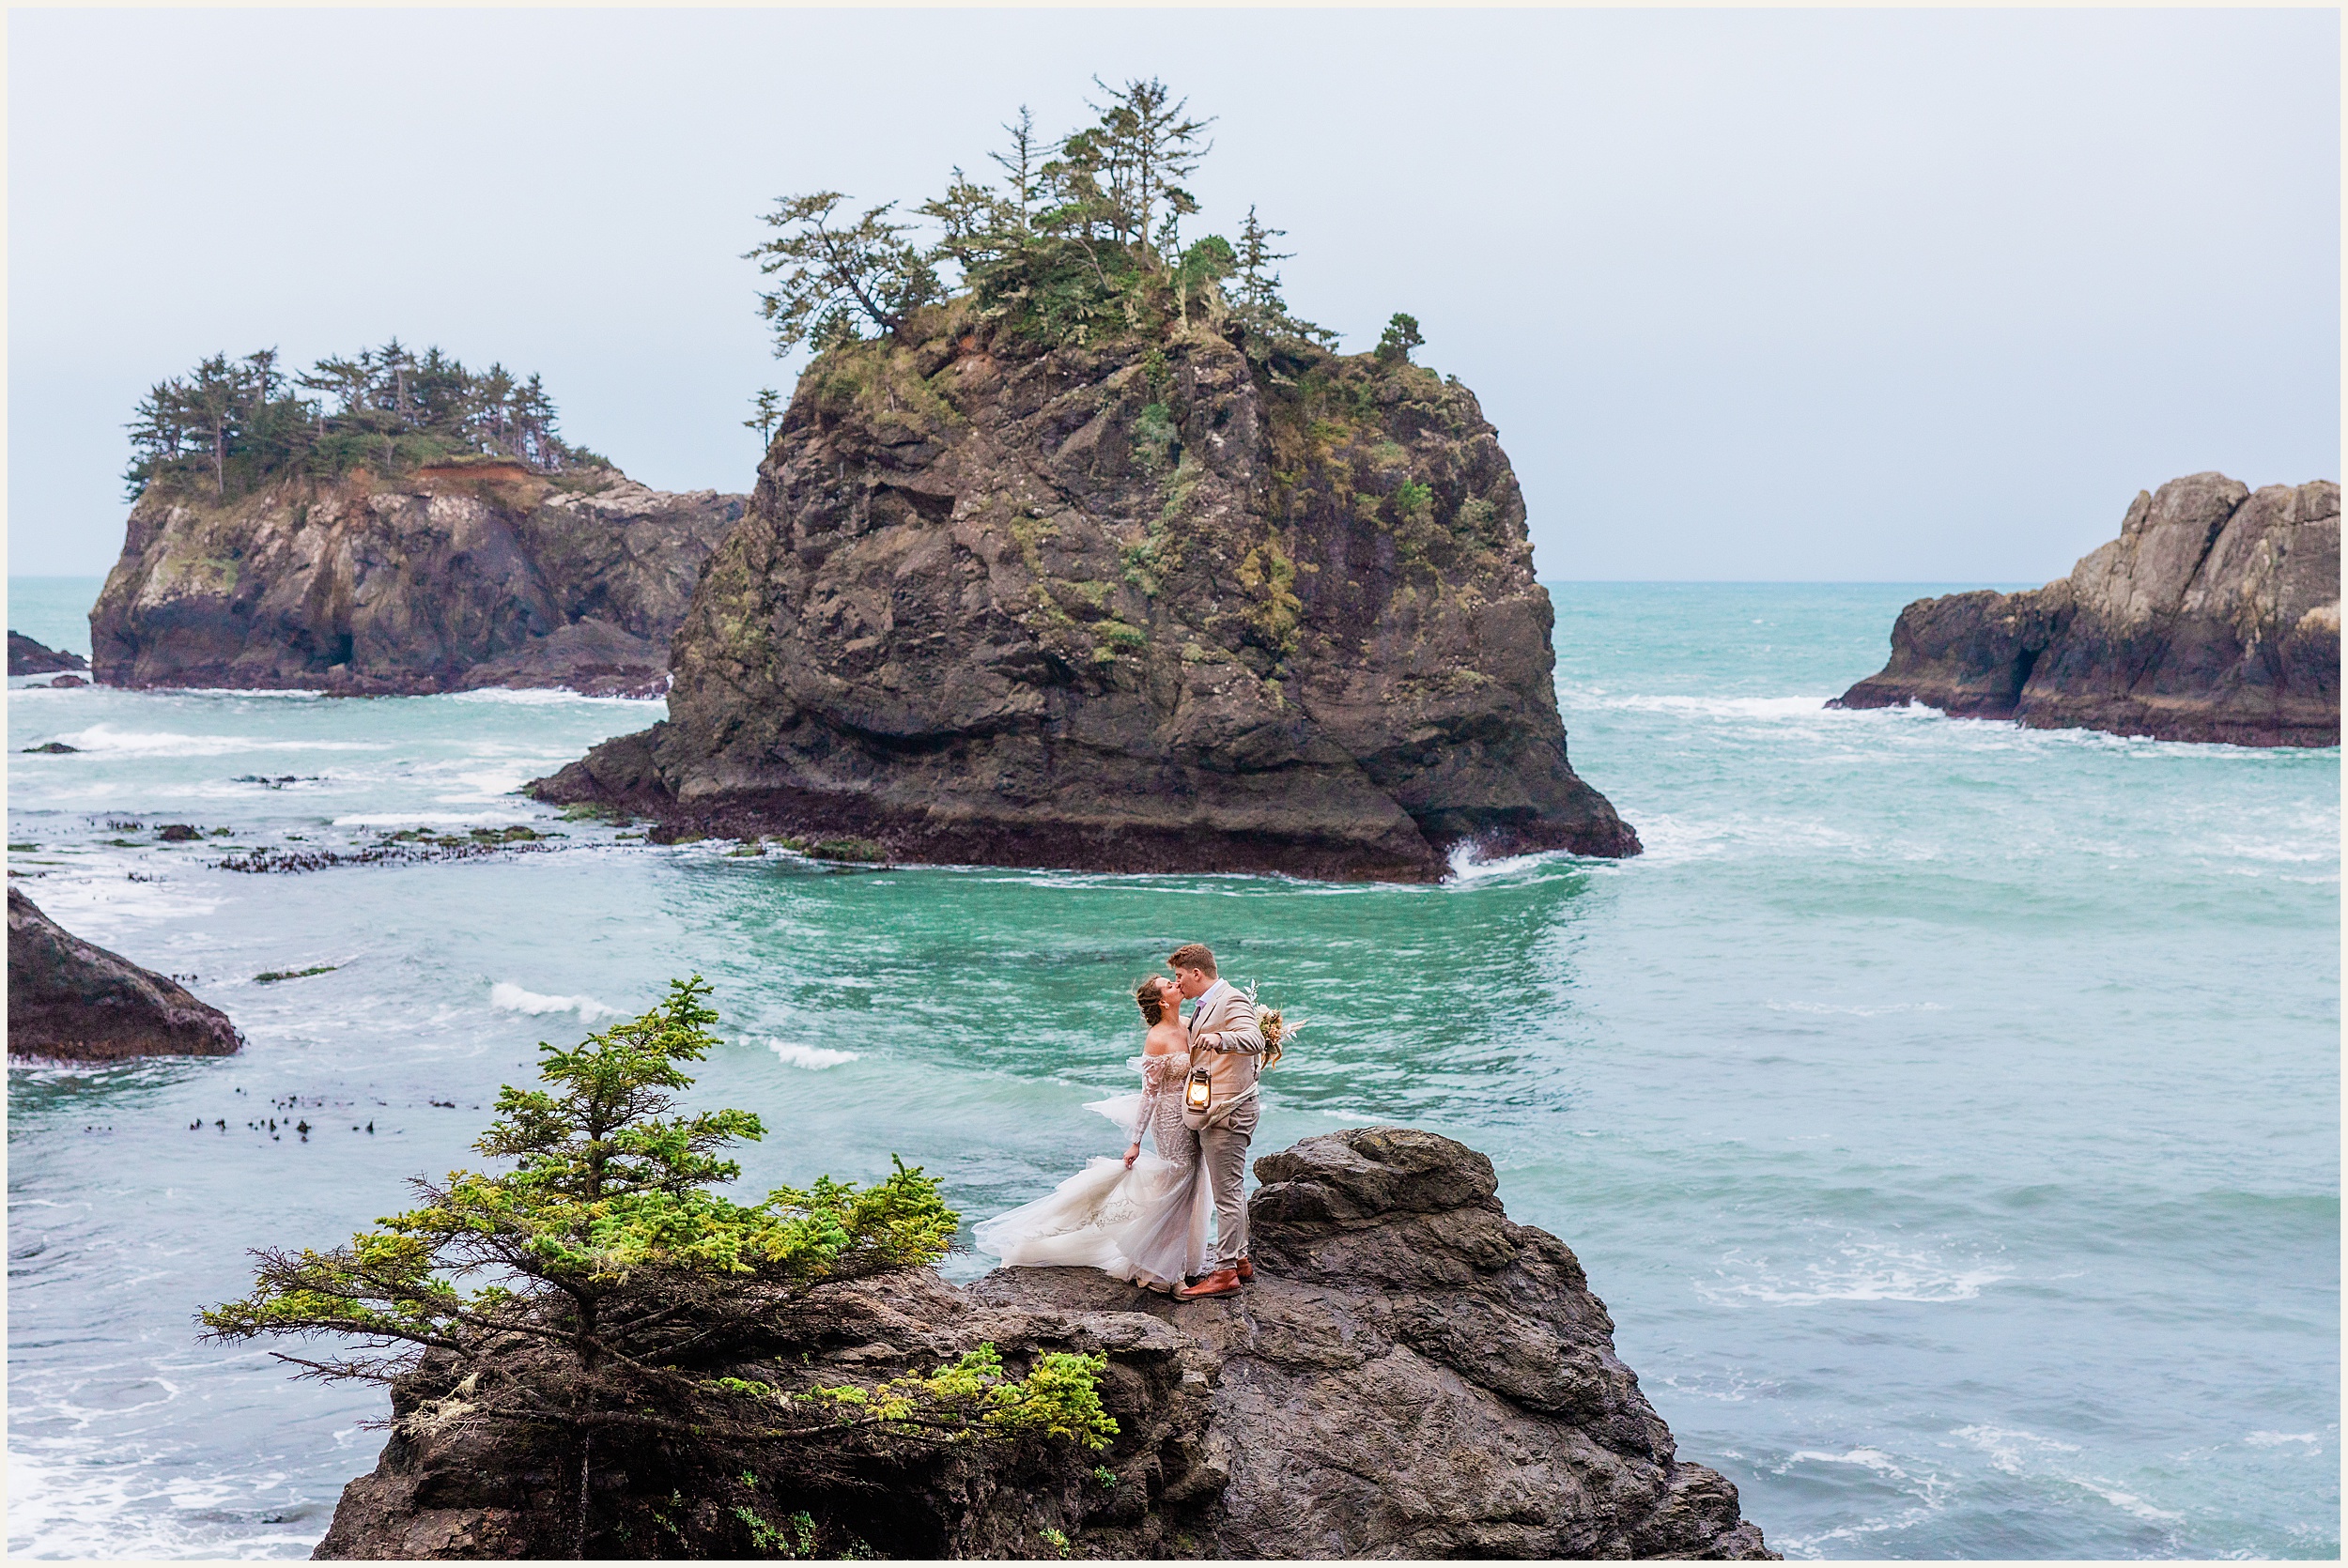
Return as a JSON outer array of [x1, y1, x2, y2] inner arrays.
[[975, 943, 1265, 1300]]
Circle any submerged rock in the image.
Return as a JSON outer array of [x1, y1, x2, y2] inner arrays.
[[1834, 473, 2340, 746], [8, 631, 87, 676], [89, 459, 745, 697], [531, 316, 1636, 881], [8, 887, 240, 1060], [311, 1126, 1770, 1560]]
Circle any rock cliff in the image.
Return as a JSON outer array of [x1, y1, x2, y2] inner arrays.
[[311, 1127, 1769, 1560], [90, 459, 745, 697], [1834, 472, 2340, 746], [8, 887, 240, 1059], [530, 315, 1636, 880]]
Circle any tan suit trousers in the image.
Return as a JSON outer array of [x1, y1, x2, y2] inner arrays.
[[1193, 1096, 1259, 1268]]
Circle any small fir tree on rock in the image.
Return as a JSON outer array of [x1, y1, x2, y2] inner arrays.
[[201, 977, 1114, 1545]]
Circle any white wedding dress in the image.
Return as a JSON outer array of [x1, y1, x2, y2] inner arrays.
[[972, 1050, 1212, 1292]]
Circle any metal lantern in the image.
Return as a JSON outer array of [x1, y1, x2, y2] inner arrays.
[[1184, 1065, 1213, 1113]]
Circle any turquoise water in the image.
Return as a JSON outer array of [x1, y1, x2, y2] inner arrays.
[[7, 575, 2338, 1559]]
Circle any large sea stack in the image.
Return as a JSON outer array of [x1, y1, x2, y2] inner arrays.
[[1834, 472, 2340, 746], [531, 308, 1635, 879], [8, 887, 240, 1060], [312, 1128, 1772, 1560], [90, 460, 744, 698]]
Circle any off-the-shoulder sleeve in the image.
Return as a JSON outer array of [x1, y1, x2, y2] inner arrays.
[[1131, 1054, 1169, 1142]]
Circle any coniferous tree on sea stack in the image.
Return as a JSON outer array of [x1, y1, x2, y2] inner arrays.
[[124, 341, 602, 503], [743, 76, 1358, 366]]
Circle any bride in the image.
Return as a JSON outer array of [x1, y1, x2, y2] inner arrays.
[[972, 976, 1211, 1293]]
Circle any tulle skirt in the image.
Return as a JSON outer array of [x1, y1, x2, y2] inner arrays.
[[971, 1095, 1211, 1290]]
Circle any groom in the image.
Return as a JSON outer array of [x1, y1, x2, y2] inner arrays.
[[1167, 943, 1263, 1300]]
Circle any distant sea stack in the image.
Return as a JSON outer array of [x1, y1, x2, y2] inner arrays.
[[90, 462, 743, 698], [89, 342, 745, 698], [1834, 473, 2340, 746], [531, 311, 1636, 880], [8, 632, 87, 676], [8, 887, 240, 1060]]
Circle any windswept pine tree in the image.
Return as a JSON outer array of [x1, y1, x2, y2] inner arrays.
[[124, 341, 601, 501], [745, 76, 1339, 363], [203, 979, 1115, 1554]]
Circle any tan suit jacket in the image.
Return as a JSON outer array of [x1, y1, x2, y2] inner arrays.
[[1186, 980, 1265, 1109]]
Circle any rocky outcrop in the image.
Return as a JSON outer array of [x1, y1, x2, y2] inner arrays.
[[8, 631, 87, 675], [311, 1127, 1769, 1560], [8, 887, 240, 1059], [531, 314, 1635, 880], [1834, 473, 2340, 746], [90, 459, 745, 697]]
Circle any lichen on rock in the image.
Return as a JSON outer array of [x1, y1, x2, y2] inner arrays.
[[533, 310, 1637, 879]]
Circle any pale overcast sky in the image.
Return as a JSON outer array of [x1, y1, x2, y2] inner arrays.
[[8, 8, 2338, 581]]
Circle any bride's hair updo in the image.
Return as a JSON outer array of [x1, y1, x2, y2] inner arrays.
[[1134, 976, 1167, 1025]]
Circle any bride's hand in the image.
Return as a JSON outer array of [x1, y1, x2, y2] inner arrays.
[[1124, 1143, 1140, 1169]]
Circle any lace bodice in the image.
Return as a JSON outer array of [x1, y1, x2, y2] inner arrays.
[[1131, 1049, 1194, 1155], [1139, 1050, 1192, 1091]]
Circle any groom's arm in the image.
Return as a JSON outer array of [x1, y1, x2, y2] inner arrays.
[[1197, 996, 1265, 1054]]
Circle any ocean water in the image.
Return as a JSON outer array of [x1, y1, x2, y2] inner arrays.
[[6, 575, 2337, 1560]]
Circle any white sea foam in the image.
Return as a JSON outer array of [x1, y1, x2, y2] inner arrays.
[[1620, 809, 1875, 868], [1781, 1446, 1909, 1476], [52, 723, 389, 758], [488, 982, 622, 1022], [1954, 1423, 2082, 1473], [438, 687, 664, 709], [767, 1039, 859, 1070], [1700, 1239, 2011, 1306], [2247, 1431, 2325, 1447], [1444, 843, 1577, 883], [1567, 691, 1844, 722], [7, 1445, 321, 1559], [1767, 1444, 1954, 1556], [2077, 1483, 2186, 1522], [1950, 1425, 2185, 1522], [332, 812, 528, 827]]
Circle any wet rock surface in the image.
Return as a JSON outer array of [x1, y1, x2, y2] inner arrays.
[[1835, 473, 2340, 746], [8, 886, 241, 1060], [90, 461, 744, 697], [8, 631, 88, 676], [312, 1127, 1770, 1560], [532, 319, 1636, 880]]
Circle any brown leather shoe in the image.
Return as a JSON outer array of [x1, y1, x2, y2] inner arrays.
[[1177, 1268, 1244, 1300], [1236, 1256, 1255, 1282]]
